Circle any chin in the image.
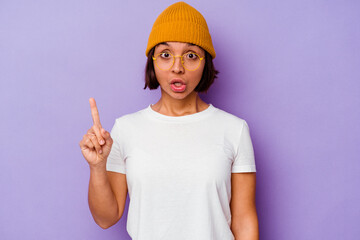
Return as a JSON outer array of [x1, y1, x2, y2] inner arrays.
[[170, 93, 189, 99], [167, 90, 190, 100]]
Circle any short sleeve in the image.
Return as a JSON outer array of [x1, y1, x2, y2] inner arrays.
[[232, 120, 256, 173], [106, 119, 126, 174]]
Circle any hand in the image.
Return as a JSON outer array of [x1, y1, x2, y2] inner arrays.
[[79, 97, 113, 168]]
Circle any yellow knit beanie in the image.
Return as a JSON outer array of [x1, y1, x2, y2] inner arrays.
[[145, 1, 216, 59]]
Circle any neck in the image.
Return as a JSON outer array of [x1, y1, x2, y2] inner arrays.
[[151, 91, 209, 117]]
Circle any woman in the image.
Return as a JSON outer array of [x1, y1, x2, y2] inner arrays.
[[79, 2, 258, 240]]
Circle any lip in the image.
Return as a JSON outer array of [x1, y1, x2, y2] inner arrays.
[[170, 78, 186, 85]]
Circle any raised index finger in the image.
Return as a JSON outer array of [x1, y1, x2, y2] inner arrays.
[[89, 97, 102, 127]]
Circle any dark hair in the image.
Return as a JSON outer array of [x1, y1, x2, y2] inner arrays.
[[143, 46, 219, 93]]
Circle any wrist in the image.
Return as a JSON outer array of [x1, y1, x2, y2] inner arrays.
[[89, 161, 107, 172]]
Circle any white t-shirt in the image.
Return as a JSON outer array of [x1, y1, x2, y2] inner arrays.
[[106, 103, 256, 240]]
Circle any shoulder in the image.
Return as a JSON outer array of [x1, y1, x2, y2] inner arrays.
[[213, 106, 247, 128], [113, 106, 148, 127], [212, 107, 252, 146]]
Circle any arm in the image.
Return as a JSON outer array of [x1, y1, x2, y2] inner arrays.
[[88, 163, 128, 229], [230, 172, 259, 240], [82, 98, 128, 229]]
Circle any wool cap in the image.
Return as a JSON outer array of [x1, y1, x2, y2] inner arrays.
[[145, 1, 216, 59]]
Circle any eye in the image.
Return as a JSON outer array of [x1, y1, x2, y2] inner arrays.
[[159, 52, 172, 59], [185, 52, 198, 60]]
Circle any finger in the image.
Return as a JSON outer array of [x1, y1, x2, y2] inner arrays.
[[84, 136, 95, 150], [92, 125, 105, 146], [79, 134, 94, 151], [100, 128, 113, 146], [89, 97, 102, 127], [100, 128, 109, 139], [79, 138, 87, 151], [87, 127, 95, 135], [88, 133, 103, 154]]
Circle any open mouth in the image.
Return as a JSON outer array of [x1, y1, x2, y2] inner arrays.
[[171, 82, 186, 92]]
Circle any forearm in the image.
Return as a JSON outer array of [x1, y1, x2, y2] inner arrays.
[[88, 164, 119, 229], [231, 212, 259, 240]]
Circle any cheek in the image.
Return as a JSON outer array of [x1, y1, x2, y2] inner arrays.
[[154, 68, 167, 85], [193, 65, 205, 82]]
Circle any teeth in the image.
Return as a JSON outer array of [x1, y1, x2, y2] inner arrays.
[[174, 82, 182, 86]]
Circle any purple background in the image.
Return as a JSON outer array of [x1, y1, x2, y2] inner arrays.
[[1, 0, 359, 239]]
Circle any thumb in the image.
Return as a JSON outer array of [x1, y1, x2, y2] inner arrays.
[[100, 128, 110, 139], [100, 128, 113, 156]]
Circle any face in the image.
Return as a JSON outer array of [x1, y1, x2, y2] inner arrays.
[[153, 41, 205, 101]]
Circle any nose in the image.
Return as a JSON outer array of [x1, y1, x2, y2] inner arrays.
[[171, 56, 184, 73]]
